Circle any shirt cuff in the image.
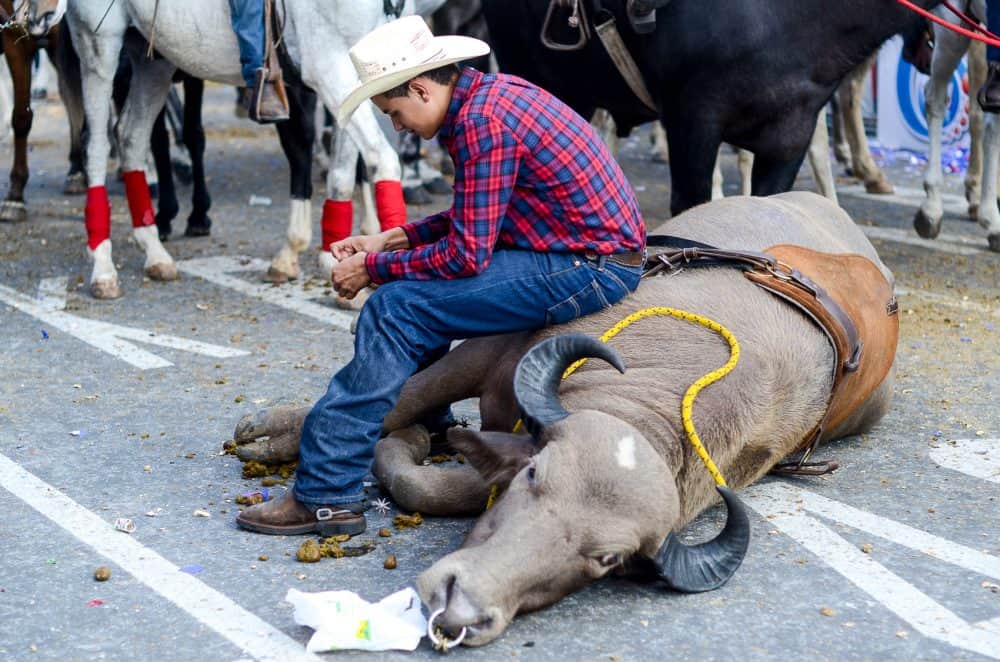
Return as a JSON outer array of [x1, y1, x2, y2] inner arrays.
[[365, 252, 393, 285]]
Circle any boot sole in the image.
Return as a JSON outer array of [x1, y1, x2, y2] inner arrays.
[[235, 513, 367, 537]]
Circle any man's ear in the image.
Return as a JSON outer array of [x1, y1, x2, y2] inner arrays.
[[408, 78, 432, 102], [447, 428, 538, 490]]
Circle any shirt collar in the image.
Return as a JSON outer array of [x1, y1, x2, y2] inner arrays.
[[438, 66, 481, 141]]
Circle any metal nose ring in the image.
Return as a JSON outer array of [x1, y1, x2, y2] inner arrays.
[[427, 607, 467, 651]]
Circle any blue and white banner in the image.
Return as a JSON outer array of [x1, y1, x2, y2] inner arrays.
[[877, 36, 972, 152]]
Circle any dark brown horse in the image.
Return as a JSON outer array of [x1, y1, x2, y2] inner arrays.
[[0, 0, 85, 223]]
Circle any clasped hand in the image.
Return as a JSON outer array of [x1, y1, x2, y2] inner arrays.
[[328, 234, 387, 300]]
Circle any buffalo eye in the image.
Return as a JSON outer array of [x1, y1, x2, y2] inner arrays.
[[526, 465, 536, 482]]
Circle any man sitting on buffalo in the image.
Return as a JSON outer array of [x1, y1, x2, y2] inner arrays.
[[236, 15, 646, 537]]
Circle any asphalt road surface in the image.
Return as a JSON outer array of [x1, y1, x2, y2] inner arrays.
[[0, 84, 997, 661]]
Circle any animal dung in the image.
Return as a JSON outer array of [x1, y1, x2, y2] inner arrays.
[[297, 539, 322, 563], [384, 555, 398, 570], [93, 566, 111, 581], [392, 512, 423, 530], [235, 489, 271, 506], [377, 527, 392, 538]]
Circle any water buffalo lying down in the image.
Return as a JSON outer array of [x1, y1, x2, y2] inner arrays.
[[232, 191, 899, 646]]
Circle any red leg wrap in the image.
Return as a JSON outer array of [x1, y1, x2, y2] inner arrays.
[[122, 170, 155, 228], [321, 199, 354, 252], [85, 186, 111, 250], [374, 180, 407, 231]]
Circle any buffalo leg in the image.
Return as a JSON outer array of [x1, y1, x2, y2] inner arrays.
[[750, 150, 807, 197], [665, 118, 719, 215]]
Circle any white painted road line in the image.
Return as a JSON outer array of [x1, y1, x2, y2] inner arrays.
[[177, 256, 354, 331], [0, 279, 250, 369], [929, 438, 1000, 484], [0, 452, 320, 662], [746, 482, 1000, 659]]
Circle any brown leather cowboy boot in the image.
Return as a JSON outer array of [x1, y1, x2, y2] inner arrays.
[[978, 61, 1000, 113], [247, 67, 290, 124], [236, 490, 366, 536]]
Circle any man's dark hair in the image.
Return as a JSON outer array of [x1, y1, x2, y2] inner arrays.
[[382, 64, 461, 99]]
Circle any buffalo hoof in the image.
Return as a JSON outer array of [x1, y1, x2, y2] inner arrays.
[[913, 209, 941, 239], [404, 185, 432, 205], [989, 233, 1000, 252], [0, 200, 27, 223], [264, 265, 298, 283], [91, 278, 122, 300], [864, 177, 893, 195], [146, 262, 179, 281], [422, 177, 452, 196], [232, 404, 308, 464], [63, 172, 87, 195]]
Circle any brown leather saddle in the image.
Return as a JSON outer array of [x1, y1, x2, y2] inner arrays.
[[649, 240, 900, 474]]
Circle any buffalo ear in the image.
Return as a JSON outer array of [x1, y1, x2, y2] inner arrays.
[[447, 428, 537, 490]]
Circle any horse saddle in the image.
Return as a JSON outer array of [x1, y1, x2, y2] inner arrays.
[[650, 241, 899, 467]]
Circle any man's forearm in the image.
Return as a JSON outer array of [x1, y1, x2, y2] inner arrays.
[[382, 226, 412, 251]]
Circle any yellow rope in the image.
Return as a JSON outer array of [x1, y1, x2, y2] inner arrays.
[[510, 306, 739, 487]]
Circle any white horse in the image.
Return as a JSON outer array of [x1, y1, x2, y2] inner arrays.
[[914, 1, 999, 251], [49, 0, 412, 298]]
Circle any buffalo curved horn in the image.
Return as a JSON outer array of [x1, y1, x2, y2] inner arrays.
[[513, 333, 626, 438], [652, 486, 751, 593]]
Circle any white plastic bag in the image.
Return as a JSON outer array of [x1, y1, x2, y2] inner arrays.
[[286, 587, 426, 652]]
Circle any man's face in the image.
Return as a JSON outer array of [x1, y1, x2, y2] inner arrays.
[[373, 79, 448, 140]]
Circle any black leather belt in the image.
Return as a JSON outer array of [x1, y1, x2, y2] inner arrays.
[[583, 250, 646, 267]]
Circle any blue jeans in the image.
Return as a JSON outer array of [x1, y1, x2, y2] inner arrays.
[[293, 249, 644, 506], [229, 0, 264, 88]]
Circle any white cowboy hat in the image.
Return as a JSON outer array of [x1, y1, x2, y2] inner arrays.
[[336, 15, 490, 125]]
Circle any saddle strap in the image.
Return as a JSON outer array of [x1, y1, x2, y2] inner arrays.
[[652, 243, 898, 459], [264, 0, 281, 82]]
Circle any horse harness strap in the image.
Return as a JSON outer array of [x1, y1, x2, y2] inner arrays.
[[542, 0, 658, 112], [650, 243, 899, 471]]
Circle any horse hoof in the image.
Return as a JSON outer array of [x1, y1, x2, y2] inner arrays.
[[184, 224, 211, 238], [422, 177, 452, 196], [967, 204, 979, 220], [146, 262, 179, 281], [63, 173, 87, 196], [91, 279, 122, 300], [403, 185, 432, 205], [0, 200, 28, 223], [865, 178, 893, 195], [264, 266, 297, 283], [989, 233, 1000, 252], [913, 209, 941, 239]]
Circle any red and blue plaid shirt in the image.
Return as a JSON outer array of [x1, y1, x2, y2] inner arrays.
[[366, 67, 645, 283]]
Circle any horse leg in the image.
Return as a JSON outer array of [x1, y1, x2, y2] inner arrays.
[[977, 113, 1000, 251], [117, 44, 178, 282], [711, 146, 725, 200], [267, 83, 316, 283], [341, 104, 406, 232], [965, 39, 986, 219], [181, 76, 212, 237], [314, 127, 361, 282], [839, 53, 892, 194], [150, 107, 178, 240], [806, 107, 838, 203], [915, 31, 967, 239], [829, 93, 852, 170], [0, 31, 34, 223], [665, 118, 719, 215], [67, 3, 128, 299], [50, 25, 86, 195], [737, 148, 753, 195]]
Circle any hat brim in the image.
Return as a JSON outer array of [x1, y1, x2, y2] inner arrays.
[[335, 35, 491, 125]]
